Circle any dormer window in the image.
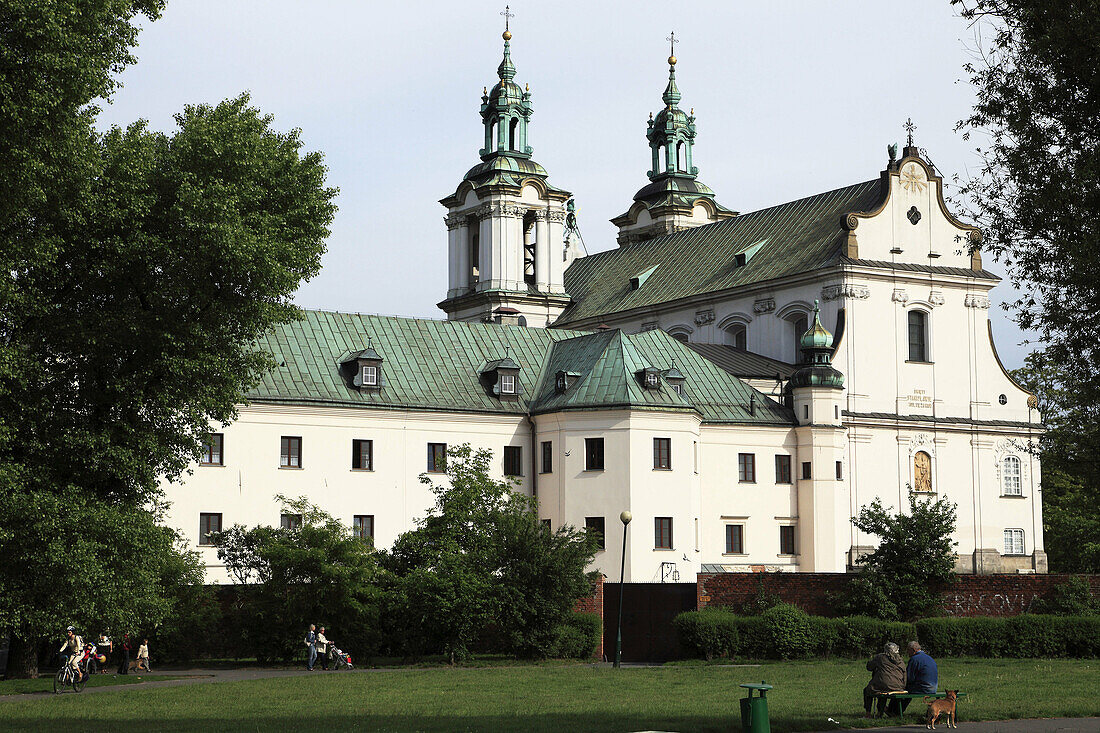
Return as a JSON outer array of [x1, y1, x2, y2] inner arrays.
[[646, 372, 659, 388], [662, 363, 686, 396], [340, 341, 384, 392], [636, 367, 662, 390], [480, 354, 522, 401], [500, 374, 516, 395], [554, 370, 578, 394], [361, 365, 378, 387]]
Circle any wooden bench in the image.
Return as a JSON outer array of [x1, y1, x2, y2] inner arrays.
[[871, 691, 968, 718]]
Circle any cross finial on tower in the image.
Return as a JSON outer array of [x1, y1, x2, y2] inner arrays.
[[501, 5, 514, 37], [904, 117, 916, 147], [666, 31, 678, 65]]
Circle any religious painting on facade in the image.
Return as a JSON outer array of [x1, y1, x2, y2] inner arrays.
[[914, 451, 932, 493]]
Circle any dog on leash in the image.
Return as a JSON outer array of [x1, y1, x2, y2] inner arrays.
[[925, 690, 958, 729]]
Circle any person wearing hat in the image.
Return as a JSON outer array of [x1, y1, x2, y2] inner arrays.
[[58, 627, 84, 675]]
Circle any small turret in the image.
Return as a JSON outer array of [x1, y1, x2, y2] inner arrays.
[[790, 301, 844, 390]]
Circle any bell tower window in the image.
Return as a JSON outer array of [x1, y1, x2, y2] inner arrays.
[[469, 228, 480, 286], [676, 141, 685, 172], [523, 211, 537, 286], [509, 118, 518, 151]]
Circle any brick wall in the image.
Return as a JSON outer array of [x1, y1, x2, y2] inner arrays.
[[698, 572, 1099, 617], [572, 573, 605, 659]]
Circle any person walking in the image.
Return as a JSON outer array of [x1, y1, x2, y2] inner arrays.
[[136, 639, 151, 672], [117, 633, 132, 675], [316, 627, 330, 671], [304, 624, 318, 671]]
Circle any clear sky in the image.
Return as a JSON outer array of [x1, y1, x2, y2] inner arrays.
[[96, 0, 1034, 368]]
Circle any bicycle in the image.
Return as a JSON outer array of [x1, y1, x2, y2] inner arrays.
[[53, 655, 90, 694]]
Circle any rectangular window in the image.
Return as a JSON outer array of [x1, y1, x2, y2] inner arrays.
[[198, 513, 222, 546], [585, 437, 605, 471], [281, 513, 303, 531], [504, 445, 523, 476], [280, 436, 302, 468], [775, 454, 792, 483], [908, 310, 928, 362], [654, 517, 673, 549], [541, 441, 553, 474], [835, 460, 843, 480], [725, 524, 744, 554], [801, 461, 812, 480], [352, 439, 374, 470], [653, 437, 671, 470], [541, 518, 552, 531], [693, 441, 699, 473], [1004, 528, 1025, 555], [738, 453, 756, 483], [353, 514, 374, 543], [361, 364, 378, 386], [201, 433, 223, 466], [584, 516, 605, 550], [779, 525, 796, 555], [427, 443, 447, 473], [500, 374, 516, 394]]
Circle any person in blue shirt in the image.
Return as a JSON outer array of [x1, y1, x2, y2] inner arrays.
[[900, 640, 938, 712]]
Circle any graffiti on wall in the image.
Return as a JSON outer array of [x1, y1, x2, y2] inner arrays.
[[947, 592, 1039, 615]]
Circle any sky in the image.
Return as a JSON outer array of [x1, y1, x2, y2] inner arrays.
[[96, 0, 1034, 368]]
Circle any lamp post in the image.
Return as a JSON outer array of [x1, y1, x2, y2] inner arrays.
[[614, 509, 631, 668]]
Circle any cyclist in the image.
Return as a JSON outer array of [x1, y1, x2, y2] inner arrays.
[[58, 626, 84, 675]]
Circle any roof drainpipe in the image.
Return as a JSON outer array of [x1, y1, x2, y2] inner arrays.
[[526, 414, 538, 500]]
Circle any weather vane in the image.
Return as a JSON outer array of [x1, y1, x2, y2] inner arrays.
[[501, 5, 514, 33], [904, 117, 916, 147]]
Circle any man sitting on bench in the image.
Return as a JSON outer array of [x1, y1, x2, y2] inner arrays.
[[863, 642, 907, 717], [900, 640, 938, 712]]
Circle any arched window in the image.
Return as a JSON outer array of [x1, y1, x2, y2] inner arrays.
[[1003, 456, 1022, 496], [676, 142, 685, 172], [488, 121, 497, 153], [509, 118, 518, 151], [665, 144, 673, 172], [725, 325, 747, 350], [908, 310, 929, 362], [788, 314, 808, 360], [469, 229, 480, 286], [913, 451, 932, 493], [522, 211, 537, 286]]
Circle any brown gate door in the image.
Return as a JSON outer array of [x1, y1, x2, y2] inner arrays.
[[603, 583, 697, 663]]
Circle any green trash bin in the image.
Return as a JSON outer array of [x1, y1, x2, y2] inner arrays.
[[739, 681, 773, 733]]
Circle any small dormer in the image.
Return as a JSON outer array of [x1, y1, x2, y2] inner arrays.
[[554, 369, 579, 394], [480, 353, 522, 400], [662, 362, 686, 396], [636, 366, 662, 390], [341, 342, 385, 392]]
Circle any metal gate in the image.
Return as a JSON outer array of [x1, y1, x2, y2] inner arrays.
[[603, 582, 697, 663]]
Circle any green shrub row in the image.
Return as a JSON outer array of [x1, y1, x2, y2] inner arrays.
[[674, 604, 914, 660], [915, 615, 1100, 658], [548, 612, 602, 659], [675, 604, 1100, 659]]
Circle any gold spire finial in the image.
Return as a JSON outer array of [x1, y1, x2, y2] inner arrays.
[[666, 31, 678, 65], [501, 5, 514, 40]]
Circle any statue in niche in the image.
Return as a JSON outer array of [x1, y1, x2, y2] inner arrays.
[[914, 451, 932, 493]]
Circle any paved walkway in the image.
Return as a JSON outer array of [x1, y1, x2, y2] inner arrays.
[[809, 718, 1100, 732]]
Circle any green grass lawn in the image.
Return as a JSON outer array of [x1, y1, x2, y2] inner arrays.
[[0, 673, 195, 696], [2, 658, 1097, 732]]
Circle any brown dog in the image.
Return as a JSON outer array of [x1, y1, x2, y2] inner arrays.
[[127, 658, 149, 674], [925, 690, 958, 729]]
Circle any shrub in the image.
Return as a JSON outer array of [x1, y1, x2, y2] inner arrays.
[[916, 615, 1100, 658], [549, 612, 601, 659], [1030, 577, 1098, 615], [834, 616, 915, 658], [761, 604, 814, 659], [673, 607, 740, 660]]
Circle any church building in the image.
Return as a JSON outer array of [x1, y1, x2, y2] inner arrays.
[[163, 24, 1045, 584]]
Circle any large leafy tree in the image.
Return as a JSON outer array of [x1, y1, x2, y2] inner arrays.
[[0, 2, 337, 675], [953, 0, 1100, 571]]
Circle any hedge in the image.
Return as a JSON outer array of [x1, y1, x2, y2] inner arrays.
[[675, 607, 1099, 660], [549, 612, 602, 659]]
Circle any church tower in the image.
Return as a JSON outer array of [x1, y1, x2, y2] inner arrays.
[[438, 12, 576, 327], [611, 35, 735, 246]]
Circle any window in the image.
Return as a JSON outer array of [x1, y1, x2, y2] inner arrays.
[[281, 513, 303, 531], [779, 525, 796, 555], [541, 518, 552, 531], [469, 230, 480, 284], [361, 364, 378, 386], [725, 524, 744, 554], [585, 438, 605, 471], [835, 460, 844, 480], [584, 517, 605, 550], [671, 333, 689, 344], [198, 513, 222, 546], [655, 517, 673, 549], [353, 514, 374, 543], [726, 325, 747, 350], [801, 461, 812, 480], [504, 445, 523, 476], [201, 433, 223, 466], [791, 315, 808, 356], [280, 436, 302, 468], [1003, 456, 1022, 495], [908, 310, 929, 362], [427, 443, 447, 473], [738, 453, 756, 483], [653, 438, 671, 470], [352, 439, 373, 470], [998, 393, 1008, 405], [775, 454, 792, 484], [1004, 528, 1025, 555], [803, 404, 809, 420], [500, 373, 516, 394], [541, 441, 553, 474], [646, 371, 660, 387], [913, 450, 932, 492]]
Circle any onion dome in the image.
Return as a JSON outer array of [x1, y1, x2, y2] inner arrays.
[[790, 301, 844, 389]]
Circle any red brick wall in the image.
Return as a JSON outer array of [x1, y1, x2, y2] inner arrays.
[[697, 572, 1099, 618], [572, 573, 605, 659]]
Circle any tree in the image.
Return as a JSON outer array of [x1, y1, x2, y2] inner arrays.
[[213, 496, 384, 662], [840, 494, 958, 620], [383, 445, 597, 661], [953, 0, 1100, 573]]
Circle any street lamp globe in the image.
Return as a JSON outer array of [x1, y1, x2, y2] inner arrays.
[[620, 510, 632, 525]]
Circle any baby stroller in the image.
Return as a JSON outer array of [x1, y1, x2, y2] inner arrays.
[[328, 645, 353, 670]]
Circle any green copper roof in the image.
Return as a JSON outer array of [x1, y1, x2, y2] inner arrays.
[[248, 311, 792, 425], [560, 178, 888, 326], [800, 303, 832, 350]]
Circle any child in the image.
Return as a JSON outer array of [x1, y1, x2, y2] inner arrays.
[[137, 639, 151, 672]]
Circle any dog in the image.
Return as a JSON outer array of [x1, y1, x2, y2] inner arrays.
[[924, 690, 958, 729], [127, 658, 150, 674]]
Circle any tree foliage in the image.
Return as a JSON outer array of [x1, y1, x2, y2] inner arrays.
[[840, 494, 958, 620]]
